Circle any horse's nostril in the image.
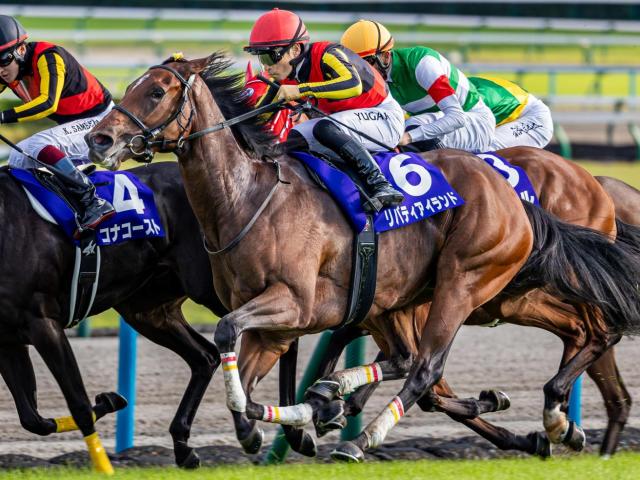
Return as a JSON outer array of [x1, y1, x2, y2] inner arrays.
[[88, 133, 114, 151]]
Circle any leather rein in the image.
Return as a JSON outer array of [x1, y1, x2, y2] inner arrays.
[[115, 63, 287, 256]]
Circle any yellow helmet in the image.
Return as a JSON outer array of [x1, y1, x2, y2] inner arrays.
[[341, 20, 394, 58]]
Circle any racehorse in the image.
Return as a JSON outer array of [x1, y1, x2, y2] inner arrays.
[[0, 161, 226, 472], [86, 53, 640, 461], [300, 148, 634, 459]]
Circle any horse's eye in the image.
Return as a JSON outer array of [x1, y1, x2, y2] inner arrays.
[[150, 88, 165, 99]]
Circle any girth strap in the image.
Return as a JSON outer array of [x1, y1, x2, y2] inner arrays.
[[67, 232, 101, 328], [339, 214, 379, 328]]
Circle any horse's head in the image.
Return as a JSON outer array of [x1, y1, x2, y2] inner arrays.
[[87, 55, 211, 170]]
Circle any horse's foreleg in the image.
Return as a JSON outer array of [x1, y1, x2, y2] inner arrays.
[[119, 301, 219, 469], [213, 284, 308, 454], [0, 344, 125, 436], [28, 317, 114, 474], [279, 338, 317, 457], [0, 344, 56, 435], [586, 348, 631, 457]]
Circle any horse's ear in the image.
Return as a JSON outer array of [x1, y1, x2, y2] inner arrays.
[[187, 56, 212, 75], [162, 52, 188, 65]]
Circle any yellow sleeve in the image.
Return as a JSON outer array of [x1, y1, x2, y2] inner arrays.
[[13, 51, 65, 122], [298, 49, 362, 101]]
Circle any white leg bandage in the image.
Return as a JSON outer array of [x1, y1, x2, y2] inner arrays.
[[336, 363, 383, 396], [221, 352, 246, 413], [365, 396, 405, 449], [262, 403, 314, 427]]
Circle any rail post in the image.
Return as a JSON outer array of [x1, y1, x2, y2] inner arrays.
[[115, 317, 137, 453], [340, 336, 366, 441], [567, 374, 582, 426]]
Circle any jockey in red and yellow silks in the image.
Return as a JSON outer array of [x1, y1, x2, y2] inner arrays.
[[0, 15, 114, 233]]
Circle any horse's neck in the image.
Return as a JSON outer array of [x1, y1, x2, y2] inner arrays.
[[177, 82, 261, 249]]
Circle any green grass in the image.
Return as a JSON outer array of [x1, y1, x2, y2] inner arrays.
[[3, 453, 640, 479]]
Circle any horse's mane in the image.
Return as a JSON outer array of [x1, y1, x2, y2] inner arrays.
[[198, 52, 282, 158]]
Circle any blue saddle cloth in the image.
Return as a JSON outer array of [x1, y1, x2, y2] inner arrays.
[[292, 151, 465, 233], [10, 168, 165, 246], [477, 152, 539, 205]]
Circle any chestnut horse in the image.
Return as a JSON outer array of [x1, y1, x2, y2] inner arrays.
[[305, 149, 633, 459], [86, 54, 640, 461]]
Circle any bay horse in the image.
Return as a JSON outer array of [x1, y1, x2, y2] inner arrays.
[[86, 53, 640, 462], [0, 161, 227, 472]]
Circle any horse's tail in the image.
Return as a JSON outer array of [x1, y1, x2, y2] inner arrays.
[[508, 202, 640, 335]]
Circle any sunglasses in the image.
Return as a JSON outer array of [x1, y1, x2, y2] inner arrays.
[[0, 50, 15, 68]]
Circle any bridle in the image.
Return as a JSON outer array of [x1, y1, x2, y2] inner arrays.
[[114, 63, 287, 163], [113, 64, 196, 162]]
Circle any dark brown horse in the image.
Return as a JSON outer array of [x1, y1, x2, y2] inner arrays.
[[86, 54, 640, 462], [0, 162, 226, 472]]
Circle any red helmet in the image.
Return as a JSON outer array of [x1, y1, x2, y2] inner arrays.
[[245, 9, 309, 52]]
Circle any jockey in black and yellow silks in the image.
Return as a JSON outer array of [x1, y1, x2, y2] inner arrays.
[[0, 15, 114, 234]]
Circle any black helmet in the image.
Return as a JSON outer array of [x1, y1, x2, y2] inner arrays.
[[0, 15, 27, 54]]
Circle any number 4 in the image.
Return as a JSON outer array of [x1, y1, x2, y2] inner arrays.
[[112, 174, 145, 214]]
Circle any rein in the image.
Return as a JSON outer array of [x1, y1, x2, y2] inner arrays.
[[115, 64, 285, 162]]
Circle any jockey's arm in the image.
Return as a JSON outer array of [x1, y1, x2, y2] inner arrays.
[[1, 50, 65, 123], [297, 47, 363, 100], [407, 56, 467, 143]]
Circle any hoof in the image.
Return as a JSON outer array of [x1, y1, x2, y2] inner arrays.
[[314, 400, 346, 438], [330, 441, 365, 463], [479, 390, 511, 412], [176, 448, 200, 469], [527, 431, 552, 458], [293, 431, 317, 457], [304, 380, 341, 403], [95, 392, 128, 413], [239, 423, 264, 455], [562, 421, 586, 452]]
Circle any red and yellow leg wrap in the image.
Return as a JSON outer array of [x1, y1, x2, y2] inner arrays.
[[55, 411, 97, 433], [366, 396, 405, 449], [84, 432, 114, 475]]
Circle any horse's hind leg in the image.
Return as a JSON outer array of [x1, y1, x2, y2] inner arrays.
[[119, 300, 220, 469], [28, 317, 113, 474], [586, 347, 631, 457]]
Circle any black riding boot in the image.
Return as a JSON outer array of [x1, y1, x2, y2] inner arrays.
[[312, 119, 404, 212], [339, 139, 404, 212], [51, 163, 115, 234]]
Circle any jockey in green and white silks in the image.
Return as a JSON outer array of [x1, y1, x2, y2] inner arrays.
[[469, 75, 554, 150], [341, 20, 495, 152]]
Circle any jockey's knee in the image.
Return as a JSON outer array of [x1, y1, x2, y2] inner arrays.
[[312, 119, 351, 151], [285, 129, 310, 153]]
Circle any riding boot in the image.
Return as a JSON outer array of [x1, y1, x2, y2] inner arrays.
[[338, 139, 404, 212], [50, 160, 115, 233]]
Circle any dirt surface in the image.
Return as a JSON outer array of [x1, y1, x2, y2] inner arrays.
[[0, 324, 639, 466]]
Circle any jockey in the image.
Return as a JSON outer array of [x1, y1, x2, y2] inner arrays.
[[244, 9, 405, 212], [0, 15, 114, 233], [341, 20, 496, 152], [469, 75, 554, 149]]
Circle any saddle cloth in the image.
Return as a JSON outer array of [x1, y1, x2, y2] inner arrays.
[[292, 151, 465, 234], [477, 152, 539, 206], [10, 168, 165, 246]]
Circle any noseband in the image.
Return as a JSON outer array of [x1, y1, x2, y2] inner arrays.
[[114, 64, 196, 162]]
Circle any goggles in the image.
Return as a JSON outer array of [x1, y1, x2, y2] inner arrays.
[[0, 49, 16, 68], [246, 44, 292, 67]]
